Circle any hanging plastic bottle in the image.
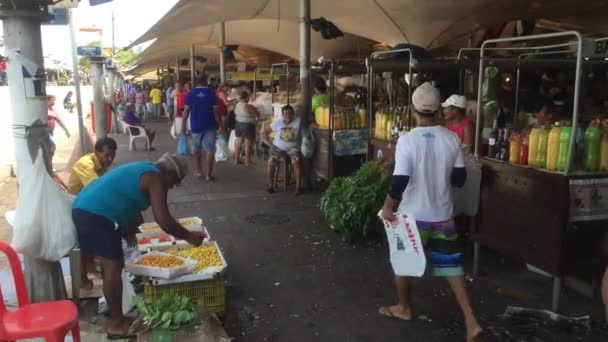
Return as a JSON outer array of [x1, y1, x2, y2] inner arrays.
[[535, 126, 550, 169], [546, 122, 561, 171], [557, 122, 572, 172], [584, 119, 601, 172], [519, 133, 529, 165], [509, 131, 521, 164], [528, 127, 541, 166]]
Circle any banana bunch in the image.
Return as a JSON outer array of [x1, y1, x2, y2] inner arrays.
[[166, 245, 222, 273]]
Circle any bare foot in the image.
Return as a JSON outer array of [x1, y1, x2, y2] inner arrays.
[[466, 320, 482, 342], [107, 317, 135, 338], [378, 305, 413, 321], [80, 278, 94, 291]]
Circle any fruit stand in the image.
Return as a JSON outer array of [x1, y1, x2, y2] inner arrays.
[[312, 61, 368, 180], [366, 52, 461, 162], [471, 31, 608, 312]]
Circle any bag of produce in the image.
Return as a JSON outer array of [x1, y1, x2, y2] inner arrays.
[[11, 149, 77, 261], [378, 211, 426, 277]]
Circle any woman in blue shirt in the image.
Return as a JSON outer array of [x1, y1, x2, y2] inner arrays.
[[72, 153, 202, 339]]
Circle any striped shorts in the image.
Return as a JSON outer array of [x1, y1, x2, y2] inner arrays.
[[417, 219, 463, 277]]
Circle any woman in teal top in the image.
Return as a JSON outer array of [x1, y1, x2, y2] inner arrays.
[[72, 153, 202, 340]]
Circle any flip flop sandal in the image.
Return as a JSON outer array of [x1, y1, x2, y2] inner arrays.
[[378, 307, 411, 321]]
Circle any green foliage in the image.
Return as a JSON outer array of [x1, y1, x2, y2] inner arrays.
[[133, 295, 198, 331], [114, 48, 138, 69], [320, 160, 391, 241]]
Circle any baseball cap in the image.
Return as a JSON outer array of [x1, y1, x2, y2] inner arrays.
[[441, 94, 467, 109], [412, 82, 440, 113]]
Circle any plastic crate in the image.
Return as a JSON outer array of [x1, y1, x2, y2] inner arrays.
[[144, 276, 225, 317]]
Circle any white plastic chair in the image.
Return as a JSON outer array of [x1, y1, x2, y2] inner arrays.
[[123, 122, 150, 151]]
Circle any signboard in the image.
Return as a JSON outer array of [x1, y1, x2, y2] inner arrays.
[[226, 71, 279, 82], [77, 46, 103, 57], [581, 38, 608, 58], [44, 8, 68, 26], [50, 0, 78, 8]]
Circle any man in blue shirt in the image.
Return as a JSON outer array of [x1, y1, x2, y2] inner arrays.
[[182, 74, 225, 181]]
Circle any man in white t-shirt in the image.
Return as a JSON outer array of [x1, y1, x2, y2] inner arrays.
[[263, 105, 302, 195], [379, 82, 481, 342]]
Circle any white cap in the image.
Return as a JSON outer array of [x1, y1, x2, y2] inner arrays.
[[412, 82, 440, 113], [441, 94, 467, 109]]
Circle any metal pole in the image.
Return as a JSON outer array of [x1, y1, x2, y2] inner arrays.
[[92, 59, 106, 140], [566, 33, 584, 175], [190, 44, 195, 84], [474, 52, 484, 157], [111, 8, 115, 56], [552, 277, 562, 312], [328, 61, 335, 179], [299, 0, 311, 127], [219, 22, 226, 84], [366, 57, 373, 161], [68, 9, 87, 156], [176, 56, 181, 82]]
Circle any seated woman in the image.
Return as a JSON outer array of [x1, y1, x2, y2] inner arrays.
[[263, 105, 302, 195], [123, 103, 156, 149], [234, 91, 260, 166]]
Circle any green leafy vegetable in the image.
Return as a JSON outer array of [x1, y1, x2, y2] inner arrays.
[[320, 160, 391, 241], [133, 295, 198, 331]]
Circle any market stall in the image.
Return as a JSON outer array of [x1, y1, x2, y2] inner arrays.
[[471, 31, 608, 311], [366, 51, 461, 162], [312, 61, 368, 180]]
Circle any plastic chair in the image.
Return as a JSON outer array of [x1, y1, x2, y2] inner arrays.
[[123, 122, 150, 151], [0, 241, 81, 342]]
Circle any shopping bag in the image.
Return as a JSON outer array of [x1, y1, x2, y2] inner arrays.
[[378, 211, 426, 277], [301, 127, 315, 159], [228, 130, 237, 155], [177, 134, 189, 156], [122, 270, 136, 315], [453, 151, 482, 216], [11, 149, 77, 261], [215, 134, 228, 162]]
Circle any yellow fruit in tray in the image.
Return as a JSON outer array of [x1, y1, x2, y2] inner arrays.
[[166, 245, 222, 273], [136, 255, 184, 268]]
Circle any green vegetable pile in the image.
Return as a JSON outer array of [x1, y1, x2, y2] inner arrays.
[[320, 160, 391, 241], [133, 295, 198, 331]]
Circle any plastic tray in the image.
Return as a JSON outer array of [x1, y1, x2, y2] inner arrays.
[[136, 227, 210, 253], [125, 252, 197, 279], [139, 217, 203, 235], [147, 242, 228, 285]]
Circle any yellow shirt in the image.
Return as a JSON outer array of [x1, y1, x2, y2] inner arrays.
[[150, 88, 162, 104], [67, 153, 109, 195]]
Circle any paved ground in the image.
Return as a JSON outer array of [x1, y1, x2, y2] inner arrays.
[[2, 120, 608, 341]]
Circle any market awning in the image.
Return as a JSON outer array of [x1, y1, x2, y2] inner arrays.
[[130, 0, 608, 53]]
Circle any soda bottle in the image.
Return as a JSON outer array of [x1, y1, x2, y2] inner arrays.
[[546, 122, 561, 171], [509, 131, 521, 164], [601, 131, 608, 171], [528, 127, 541, 166], [487, 120, 498, 158], [535, 126, 550, 169], [584, 119, 601, 172], [494, 129, 504, 159], [519, 133, 529, 165], [557, 122, 572, 172], [499, 128, 510, 161]]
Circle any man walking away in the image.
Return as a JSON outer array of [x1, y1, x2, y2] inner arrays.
[[150, 85, 163, 120], [379, 82, 482, 342], [166, 83, 175, 121], [182, 74, 225, 181]]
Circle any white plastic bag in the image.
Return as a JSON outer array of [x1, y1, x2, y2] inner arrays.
[[228, 130, 237, 155], [11, 150, 77, 261], [378, 211, 426, 277], [122, 270, 136, 315], [453, 151, 482, 216], [215, 134, 228, 162]]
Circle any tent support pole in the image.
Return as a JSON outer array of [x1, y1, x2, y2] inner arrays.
[[299, 0, 311, 189], [176, 56, 180, 82], [190, 44, 195, 84], [219, 22, 226, 84]]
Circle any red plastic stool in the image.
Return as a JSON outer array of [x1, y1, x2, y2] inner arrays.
[[0, 241, 81, 342]]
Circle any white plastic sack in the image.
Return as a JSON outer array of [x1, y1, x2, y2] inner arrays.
[[378, 211, 426, 277], [122, 270, 136, 315], [228, 130, 237, 155], [215, 134, 228, 162], [453, 151, 482, 216], [11, 149, 77, 261]]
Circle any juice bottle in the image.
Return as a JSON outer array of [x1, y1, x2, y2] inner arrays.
[[509, 131, 520, 164], [519, 133, 529, 165], [535, 126, 550, 169], [557, 122, 572, 172], [528, 127, 540, 166], [584, 120, 601, 172], [601, 131, 608, 171], [546, 122, 561, 171], [359, 108, 367, 129], [385, 112, 393, 141]]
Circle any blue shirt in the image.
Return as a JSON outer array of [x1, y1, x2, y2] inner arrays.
[[185, 86, 218, 133], [73, 161, 159, 230]]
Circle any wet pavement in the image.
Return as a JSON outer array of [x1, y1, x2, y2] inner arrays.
[[15, 121, 608, 341]]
